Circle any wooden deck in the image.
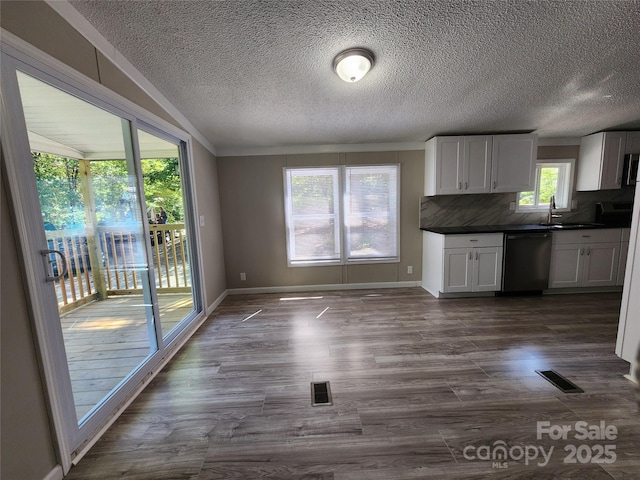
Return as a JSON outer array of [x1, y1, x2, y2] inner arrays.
[[48, 224, 191, 312], [60, 293, 193, 421]]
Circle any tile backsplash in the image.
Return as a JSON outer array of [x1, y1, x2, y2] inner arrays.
[[420, 189, 635, 228]]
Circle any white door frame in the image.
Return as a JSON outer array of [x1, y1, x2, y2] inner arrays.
[[1, 37, 204, 473]]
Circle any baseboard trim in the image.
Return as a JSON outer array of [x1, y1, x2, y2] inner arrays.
[[543, 286, 623, 295], [42, 465, 63, 480], [435, 291, 497, 299], [206, 289, 228, 316], [227, 281, 421, 295]]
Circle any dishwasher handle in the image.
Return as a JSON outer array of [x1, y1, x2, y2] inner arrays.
[[506, 233, 552, 240]]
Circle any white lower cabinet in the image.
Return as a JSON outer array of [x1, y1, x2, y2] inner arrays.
[[549, 229, 621, 288], [443, 246, 503, 292], [617, 228, 631, 286], [422, 232, 503, 297]]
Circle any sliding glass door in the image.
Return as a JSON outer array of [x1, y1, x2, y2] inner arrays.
[[138, 129, 198, 340], [1, 51, 202, 470], [16, 70, 162, 424]]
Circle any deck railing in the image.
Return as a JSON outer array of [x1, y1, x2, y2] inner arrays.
[[46, 223, 191, 312]]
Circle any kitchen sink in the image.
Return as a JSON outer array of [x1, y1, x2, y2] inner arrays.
[[540, 222, 605, 229]]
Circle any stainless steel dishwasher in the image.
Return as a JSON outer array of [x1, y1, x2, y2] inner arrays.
[[501, 232, 552, 293]]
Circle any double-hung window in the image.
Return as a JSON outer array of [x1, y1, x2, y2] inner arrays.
[[284, 165, 399, 266], [284, 168, 341, 264], [517, 159, 575, 211]]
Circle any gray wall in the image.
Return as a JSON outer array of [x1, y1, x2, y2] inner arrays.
[[218, 150, 424, 289], [191, 139, 227, 308], [1, 153, 59, 480], [420, 145, 635, 227], [0, 2, 227, 478]]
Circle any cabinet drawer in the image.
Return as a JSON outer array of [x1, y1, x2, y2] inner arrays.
[[552, 229, 621, 245], [443, 233, 504, 249]]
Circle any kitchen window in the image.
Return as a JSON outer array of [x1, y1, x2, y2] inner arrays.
[[284, 165, 399, 266], [516, 159, 575, 211]]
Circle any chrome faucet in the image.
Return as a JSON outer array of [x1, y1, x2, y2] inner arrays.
[[547, 195, 562, 224]]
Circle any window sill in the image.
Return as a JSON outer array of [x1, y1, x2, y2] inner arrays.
[[515, 206, 571, 214], [289, 258, 399, 267]]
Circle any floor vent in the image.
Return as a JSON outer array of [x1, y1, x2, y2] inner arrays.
[[311, 381, 333, 406], [536, 370, 584, 393]]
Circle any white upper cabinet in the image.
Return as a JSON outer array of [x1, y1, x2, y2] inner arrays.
[[425, 133, 535, 195], [576, 131, 626, 190], [425, 136, 464, 195], [464, 136, 493, 194], [490, 134, 538, 193], [625, 131, 640, 154]]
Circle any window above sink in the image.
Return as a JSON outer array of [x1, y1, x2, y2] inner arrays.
[[516, 159, 575, 212]]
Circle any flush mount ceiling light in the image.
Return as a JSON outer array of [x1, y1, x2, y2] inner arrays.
[[333, 48, 375, 83]]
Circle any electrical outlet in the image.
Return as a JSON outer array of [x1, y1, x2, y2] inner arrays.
[[199, 215, 205, 227], [240, 272, 246, 281], [509, 201, 516, 211], [407, 265, 413, 274]]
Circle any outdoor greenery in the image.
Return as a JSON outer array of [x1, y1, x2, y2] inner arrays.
[[33, 152, 184, 230], [519, 166, 559, 207], [291, 174, 336, 214]]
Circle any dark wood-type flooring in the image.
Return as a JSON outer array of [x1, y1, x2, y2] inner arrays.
[[64, 289, 640, 479]]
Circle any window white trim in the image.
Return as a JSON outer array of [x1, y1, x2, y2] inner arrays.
[[284, 164, 400, 267], [344, 165, 400, 262], [284, 167, 342, 265], [516, 159, 575, 212]]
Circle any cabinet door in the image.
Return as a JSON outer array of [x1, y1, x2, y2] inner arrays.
[[600, 132, 626, 190], [473, 246, 503, 291], [490, 134, 537, 192], [436, 137, 464, 195], [464, 136, 492, 194], [583, 242, 619, 287], [549, 244, 583, 288], [624, 131, 640, 155], [443, 248, 472, 292], [617, 241, 629, 286]]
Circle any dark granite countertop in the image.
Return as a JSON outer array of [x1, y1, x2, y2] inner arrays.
[[420, 223, 621, 235]]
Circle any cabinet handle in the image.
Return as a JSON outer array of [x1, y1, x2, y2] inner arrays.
[[586, 248, 591, 255], [469, 252, 472, 260], [580, 248, 584, 255], [458, 182, 462, 190], [475, 251, 479, 261], [617, 176, 622, 185], [492, 180, 497, 189], [465, 181, 468, 190]]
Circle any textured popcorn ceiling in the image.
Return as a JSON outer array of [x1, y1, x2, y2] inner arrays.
[[68, 0, 640, 154]]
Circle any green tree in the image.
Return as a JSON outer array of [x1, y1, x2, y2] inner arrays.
[[33, 152, 185, 228], [539, 167, 559, 206], [141, 158, 183, 222], [32, 152, 83, 228]]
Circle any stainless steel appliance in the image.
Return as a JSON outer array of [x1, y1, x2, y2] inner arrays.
[[595, 201, 633, 227], [623, 154, 639, 186], [501, 232, 552, 293]]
